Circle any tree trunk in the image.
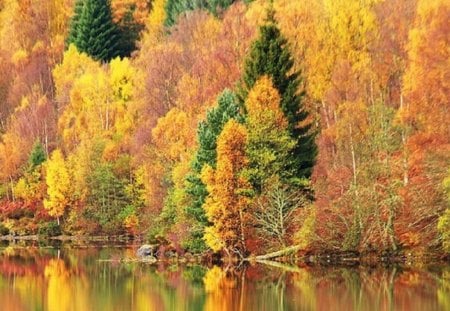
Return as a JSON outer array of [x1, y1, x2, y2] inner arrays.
[[249, 244, 302, 261]]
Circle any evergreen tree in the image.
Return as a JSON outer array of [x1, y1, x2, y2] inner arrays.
[[164, 0, 241, 27], [68, 0, 124, 62], [28, 141, 47, 170], [66, 0, 85, 47], [239, 9, 317, 181], [184, 89, 242, 251]]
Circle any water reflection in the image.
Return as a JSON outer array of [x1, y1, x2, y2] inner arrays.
[[0, 244, 448, 311]]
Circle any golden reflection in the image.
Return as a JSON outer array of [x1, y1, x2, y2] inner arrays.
[[44, 258, 89, 311]]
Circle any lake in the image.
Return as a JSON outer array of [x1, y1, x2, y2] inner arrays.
[[0, 242, 448, 311]]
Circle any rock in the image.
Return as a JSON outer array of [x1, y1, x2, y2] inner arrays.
[[137, 244, 156, 258]]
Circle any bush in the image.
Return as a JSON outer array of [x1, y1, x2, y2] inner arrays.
[[0, 223, 9, 235], [38, 221, 62, 237]]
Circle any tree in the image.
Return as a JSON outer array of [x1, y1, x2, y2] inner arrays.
[[201, 120, 251, 258], [85, 162, 129, 233], [111, 0, 150, 57], [66, 0, 85, 48], [28, 141, 47, 170], [44, 150, 71, 225], [253, 181, 309, 249], [67, 0, 125, 61], [164, 0, 239, 27], [185, 90, 241, 236], [244, 76, 296, 191], [239, 8, 316, 181]]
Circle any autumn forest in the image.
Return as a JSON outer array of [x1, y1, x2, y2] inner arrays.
[[0, 0, 448, 260]]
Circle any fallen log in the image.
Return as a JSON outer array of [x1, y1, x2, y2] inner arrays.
[[248, 244, 302, 261]]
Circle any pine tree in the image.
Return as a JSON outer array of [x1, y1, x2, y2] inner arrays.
[[66, 0, 85, 47], [28, 141, 47, 170], [184, 89, 242, 251], [239, 9, 317, 181], [68, 0, 124, 62]]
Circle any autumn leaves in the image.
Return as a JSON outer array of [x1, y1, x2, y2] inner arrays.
[[201, 76, 309, 259]]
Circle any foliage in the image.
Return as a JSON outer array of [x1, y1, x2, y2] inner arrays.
[[184, 89, 242, 249], [244, 76, 296, 191], [0, 0, 448, 257], [239, 9, 316, 181], [85, 162, 129, 233], [0, 223, 9, 235], [440, 171, 450, 252], [201, 120, 251, 257], [28, 141, 47, 170], [67, 0, 127, 61], [44, 150, 71, 224], [165, 0, 239, 26], [38, 221, 62, 237], [253, 179, 310, 250]]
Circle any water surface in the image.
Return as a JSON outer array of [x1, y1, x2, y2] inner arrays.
[[0, 242, 448, 311]]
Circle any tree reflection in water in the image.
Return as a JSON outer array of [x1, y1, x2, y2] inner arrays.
[[0, 245, 448, 311]]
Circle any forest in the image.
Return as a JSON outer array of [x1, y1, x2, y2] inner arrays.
[[0, 0, 448, 260]]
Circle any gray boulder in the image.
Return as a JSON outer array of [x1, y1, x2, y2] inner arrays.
[[137, 244, 156, 258]]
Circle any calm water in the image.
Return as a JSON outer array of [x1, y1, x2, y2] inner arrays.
[[0, 243, 448, 311]]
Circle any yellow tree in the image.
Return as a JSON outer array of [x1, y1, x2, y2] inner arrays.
[[44, 149, 71, 225], [201, 120, 251, 259], [244, 76, 295, 189]]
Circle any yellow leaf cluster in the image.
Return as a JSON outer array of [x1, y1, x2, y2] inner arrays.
[[44, 149, 71, 220], [245, 75, 286, 128]]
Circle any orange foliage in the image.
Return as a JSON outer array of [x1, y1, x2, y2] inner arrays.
[[201, 120, 252, 257]]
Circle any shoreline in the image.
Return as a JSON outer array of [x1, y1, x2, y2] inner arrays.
[[1, 234, 448, 266]]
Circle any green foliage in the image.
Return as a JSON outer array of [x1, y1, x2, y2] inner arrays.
[[38, 221, 62, 237], [239, 11, 317, 181], [67, 0, 127, 61], [85, 163, 129, 233], [66, 0, 85, 47], [164, 0, 240, 27], [184, 90, 241, 251], [243, 76, 296, 191], [28, 141, 46, 170]]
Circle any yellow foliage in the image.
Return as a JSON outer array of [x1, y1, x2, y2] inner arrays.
[[295, 206, 316, 249], [44, 150, 71, 221], [151, 108, 196, 163], [11, 49, 28, 66], [14, 178, 28, 200], [124, 214, 139, 235], [246, 76, 286, 128], [141, 0, 167, 45], [53, 45, 100, 106]]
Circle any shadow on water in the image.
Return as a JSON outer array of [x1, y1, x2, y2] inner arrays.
[[0, 243, 448, 311]]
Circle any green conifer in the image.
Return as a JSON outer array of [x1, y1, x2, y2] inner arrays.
[[28, 141, 47, 170], [184, 89, 242, 251], [68, 0, 124, 62], [239, 9, 317, 181], [66, 0, 85, 47]]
